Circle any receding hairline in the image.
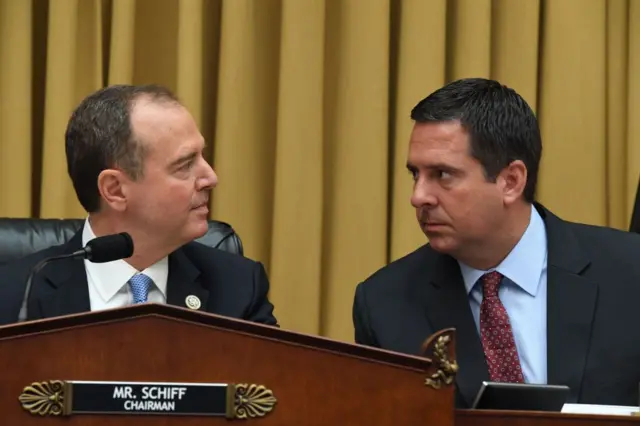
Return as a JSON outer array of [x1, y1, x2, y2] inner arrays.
[[127, 93, 186, 142], [125, 94, 195, 166], [109, 94, 181, 176], [128, 91, 182, 111]]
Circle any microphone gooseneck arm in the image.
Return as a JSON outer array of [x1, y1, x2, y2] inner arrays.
[[17, 250, 85, 322], [16, 232, 134, 323]]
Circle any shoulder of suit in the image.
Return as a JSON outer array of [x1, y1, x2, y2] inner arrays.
[[0, 242, 69, 274], [358, 243, 434, 290], [179, 241, 260, 268], [541, 203, 640, 249], [564, 220, 640, 259], [0, 244, 71, 303]]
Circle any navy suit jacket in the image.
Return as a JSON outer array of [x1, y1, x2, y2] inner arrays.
[[0, 230, 277, 326], [354, 204, 640, 408]]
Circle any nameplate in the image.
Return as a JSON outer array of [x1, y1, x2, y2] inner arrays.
[[19, 380, 277, 419]]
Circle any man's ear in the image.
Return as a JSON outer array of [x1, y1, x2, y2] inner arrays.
[[97, 169, 129, 212], [498, 160, 527, 205]]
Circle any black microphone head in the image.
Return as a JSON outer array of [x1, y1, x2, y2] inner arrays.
[[85, 233, 134, 263]]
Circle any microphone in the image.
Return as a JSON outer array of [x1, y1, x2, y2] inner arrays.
[[17, 232, 134, 322]]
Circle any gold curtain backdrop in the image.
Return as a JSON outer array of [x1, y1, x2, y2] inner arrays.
[[0, 0, 638, 342]]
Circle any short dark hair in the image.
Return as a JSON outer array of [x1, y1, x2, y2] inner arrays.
[[410, 78, 541, 203], [65, 84, 180, 212]]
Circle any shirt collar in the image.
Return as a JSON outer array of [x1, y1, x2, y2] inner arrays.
[[458, 204, 548, 296], [82, 218, 168, 303]]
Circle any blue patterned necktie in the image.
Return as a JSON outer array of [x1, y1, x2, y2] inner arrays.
[[129, 273, 153, 304]]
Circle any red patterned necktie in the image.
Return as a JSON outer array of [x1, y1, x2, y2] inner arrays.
[[479, 271, 525, 383]]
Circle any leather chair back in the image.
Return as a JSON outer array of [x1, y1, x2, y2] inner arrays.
[[630, 177, 640, 234], [0, 218, 243, 265]]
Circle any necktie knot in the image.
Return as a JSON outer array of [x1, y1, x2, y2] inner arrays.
[[481, 271, 503, 298], [129, 273, 153, 304]]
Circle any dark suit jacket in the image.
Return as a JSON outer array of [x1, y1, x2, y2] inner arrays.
[[0, 230, 277, 326], [353, 204, 640, 408]]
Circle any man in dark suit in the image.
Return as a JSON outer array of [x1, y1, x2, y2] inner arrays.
[[0, 84, 277, 326], [353, 78, 640, 408]]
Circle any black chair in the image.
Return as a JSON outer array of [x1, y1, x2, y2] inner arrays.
[[0, 218, 243, 265], [630, 177, 640, 234]]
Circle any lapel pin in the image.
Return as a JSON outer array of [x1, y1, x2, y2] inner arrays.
[[185, 295, 201, 310]]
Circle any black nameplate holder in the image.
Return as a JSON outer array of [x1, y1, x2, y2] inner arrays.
[[18, 380, 277, 419]]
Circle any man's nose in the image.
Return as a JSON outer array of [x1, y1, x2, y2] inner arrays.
[[198, 160, 218, 190], [410, 180, 437, 208]]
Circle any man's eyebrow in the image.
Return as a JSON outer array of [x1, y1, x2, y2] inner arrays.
[[406, 162, 462, 172], [428, 163, 460, 171], [170, 151, 197, 167]]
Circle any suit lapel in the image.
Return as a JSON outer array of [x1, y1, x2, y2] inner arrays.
[[34, 232, 92, 320], [32, 236, 211, 318], [541, 206, 596, 403], [419, 205, 597, 405], [422, 250, 489, 407], [166, 247, 209, 312]]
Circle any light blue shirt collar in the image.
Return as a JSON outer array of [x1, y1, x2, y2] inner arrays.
[[458, 205, 547, 296]]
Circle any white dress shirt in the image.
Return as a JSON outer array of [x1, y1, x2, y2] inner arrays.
[[82, 218, 168, 311]]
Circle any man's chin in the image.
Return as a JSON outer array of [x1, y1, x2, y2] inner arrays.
[[182, 220, 209, 243], [425, 234, 457, 254]]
